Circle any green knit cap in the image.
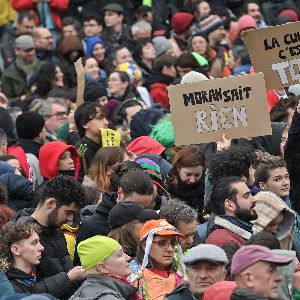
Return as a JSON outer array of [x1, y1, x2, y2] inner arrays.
[[77, 236, 120, 270]]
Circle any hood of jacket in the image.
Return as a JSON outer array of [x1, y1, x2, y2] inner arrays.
[[6, 267, 34, 281], [253, 191, 296, 241], [126, 136, 165, 156], [71, 275, 137, 300], [39, 141, 80, 180]]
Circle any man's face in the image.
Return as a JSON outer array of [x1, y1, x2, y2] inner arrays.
[[178, 220, 197, 251], [48, 202, 79, 227], [260, 167, 290, 198], [229, 181, 257, 222], [247, 3, 261, 24], [245, 261, 282, 299], [187, 261, 226, 297], [83, 19, 102, 37], [13, 232, 44, 266], [44, 103, 67, 134], [35, 28, 53, 50], [104, 10, 123, 28], [16, 48, 36, 65], [17, 17, 35, 34], [63, 25, 77, 37], [208, 26, 226, 45], [124, 105, 142, 125], [115, 47, 133, 65]]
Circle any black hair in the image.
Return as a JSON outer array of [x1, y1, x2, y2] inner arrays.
[[210, 176, 243, 215], [209, 146, 257, 185], [246, 232, 281, 249], [133, 38, 153, 60], [0, 155, 26, 177], [176, 52, 209, 77], [35, 62, 61, 98], [82, 13, 104, 26], [109, 161, 142, 193], [120, 168, 154, 197], [114, 99, 143, 125], [231, 45, 251, 65], [74, 102, 106, 137], [17, 11, 34, 24], [40, 175, 87, 208], [270, 96, 299, 122]]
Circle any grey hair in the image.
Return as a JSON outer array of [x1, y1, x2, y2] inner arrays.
[[160, 199, 198, 228], [38, 97, 67, 117], [0, 129, 7, 145], [131, 20, 152, 36]]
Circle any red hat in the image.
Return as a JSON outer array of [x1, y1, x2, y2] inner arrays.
[[203, 281, 236, 300], [238, 15, 257, 33], [278, 9, 299, 22], [172, 12, 194, 34]]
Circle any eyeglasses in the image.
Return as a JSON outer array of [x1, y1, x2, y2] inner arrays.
[[152, 239, 178, 249], [47, 111, 67, 119]]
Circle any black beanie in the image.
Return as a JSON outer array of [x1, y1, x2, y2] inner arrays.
[[84, 81, 108, 102], [16, 111, 45, 139]]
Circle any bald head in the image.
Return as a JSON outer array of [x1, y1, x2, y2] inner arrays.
[[33, 27, 53, 50]]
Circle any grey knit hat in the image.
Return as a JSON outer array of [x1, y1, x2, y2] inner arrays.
[[152, 36, 173, 57]]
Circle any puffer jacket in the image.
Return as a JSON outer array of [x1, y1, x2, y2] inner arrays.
[[70, 276, 137, 300]]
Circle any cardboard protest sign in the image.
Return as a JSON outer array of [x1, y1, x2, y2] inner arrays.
[[243, 21, 300, 89], [74, 57, 85, 108], [168, 73, 272, 145], [100, 128, 121, 147]]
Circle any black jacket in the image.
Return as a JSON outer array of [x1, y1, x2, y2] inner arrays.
[[230, 288, 268, 300], [18, 138, 43, 158], [73, 193, 117, 266], [164, 282, 197, 300], [13, 209, 74, 299], [6, 267, 70, 299], [285, 110, 300, 213]]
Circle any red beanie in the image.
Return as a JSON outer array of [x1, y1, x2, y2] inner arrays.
[[278, 9, 299, 22], [238, 15, 257, 33], [172, 12, 194, 34]]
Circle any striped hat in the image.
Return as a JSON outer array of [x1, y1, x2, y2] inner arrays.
[[199, 15, 223, 35]]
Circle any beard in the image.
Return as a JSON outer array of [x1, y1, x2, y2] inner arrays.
[[47, 208, 59, 228], [235, 204, 258, 222]]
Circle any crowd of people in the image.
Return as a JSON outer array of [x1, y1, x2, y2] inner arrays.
[[0, 0, 300, 299]]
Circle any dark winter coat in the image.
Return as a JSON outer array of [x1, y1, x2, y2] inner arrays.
[[73, 193, 117, 266], [230, 288, 268, 300], [164, 282, 197, 300], [18, 138, 43, 158]]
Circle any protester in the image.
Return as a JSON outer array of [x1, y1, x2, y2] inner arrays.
[[129, 219, 184, 300], [165, 244, 228, 300], [231, 245, 292, 299]]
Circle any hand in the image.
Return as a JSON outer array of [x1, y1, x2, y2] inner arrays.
[[20, 95, 27, 102], [216, 134, 231, 151], [67, 266, 86, 281]]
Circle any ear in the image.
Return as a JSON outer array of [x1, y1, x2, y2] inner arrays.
[[259, 182, 265, 190], [222, 269, 227, 280], [243, 271, 255, 288], [83, 123, 89, 130], [224, 199, 236, 213], [96, 262, 109, 274], [11, 244, 21, 256], [45, 198, 56, 209], [117, 187, 125, 202]]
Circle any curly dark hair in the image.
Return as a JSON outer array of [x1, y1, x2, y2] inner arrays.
[[0, 221, 40, 271], [40, 175, 87, 208], [209, 146, 257, 185]]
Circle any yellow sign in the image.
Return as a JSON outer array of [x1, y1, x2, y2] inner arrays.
[[100, 128, 121, 147]]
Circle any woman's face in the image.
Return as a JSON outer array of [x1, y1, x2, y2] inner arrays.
[[108, 72, 128, 96], [93, 43, 106, 62], [52, 66, 64, 87], [191, 36, 208, 55], [142, 42, 156, 60], [103, 246, 131, 277], [84, 57, 100, 80], [148, 235, 178, 269], [178, 165, 204, 185], [6, 158, 22, 176], [58, 150, 75, 171]]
